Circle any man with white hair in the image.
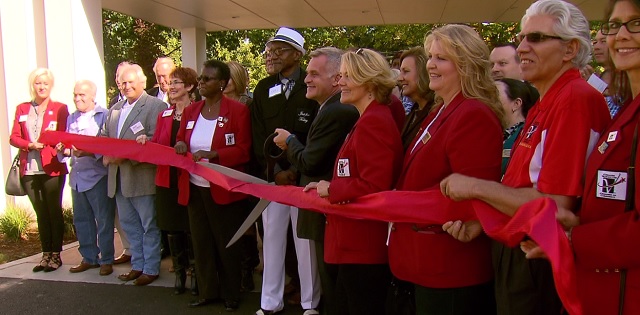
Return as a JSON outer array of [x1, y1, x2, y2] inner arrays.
[[148, 57, 175, 103], [101, 64, 166, 286], [58, 80, 115, 276]]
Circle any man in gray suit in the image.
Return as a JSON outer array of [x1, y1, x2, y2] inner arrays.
[[274, 47, 359, 314], [102, 63, 166, 286]]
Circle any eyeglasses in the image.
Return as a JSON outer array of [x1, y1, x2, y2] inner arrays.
[[601, 18, 640, 35], [197, 75, 218, 82], [169, 81, 184, 86], [262, 47, 293, 58], [516, 32, 563, 44]]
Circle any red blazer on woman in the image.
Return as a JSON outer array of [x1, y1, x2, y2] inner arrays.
[[571, 95, 640, 315], [176, 97, 251, 205], [324, 101, 403, 264], [151, 105, 187, 188], [9, 100, 69, 176], [389, 93, 502, 288]]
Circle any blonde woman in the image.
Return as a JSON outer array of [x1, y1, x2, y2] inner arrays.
[[224, 61, 252, 105], [9, 68, 69, 272]]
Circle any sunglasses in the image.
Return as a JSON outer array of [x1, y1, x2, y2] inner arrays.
[[601, 18, 640, 35], [197, 75, 219, 82], [516, 32, 563, 44]]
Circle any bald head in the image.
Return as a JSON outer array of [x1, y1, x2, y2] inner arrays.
[[153, 57, 175, 93], [74, 80, 97, 113]]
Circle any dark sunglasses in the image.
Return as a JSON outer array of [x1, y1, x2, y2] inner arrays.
[[516, 32, 563, 44], [197, 75, 218, 82], [601, 18, 640, 35]]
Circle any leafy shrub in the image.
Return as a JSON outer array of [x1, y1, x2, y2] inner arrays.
[[62, 206, 76, 239], [0, 204, 33, 241]]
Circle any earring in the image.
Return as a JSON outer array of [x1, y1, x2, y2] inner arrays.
[[220, 86, 224, 91], [512, 108, 517, 113]]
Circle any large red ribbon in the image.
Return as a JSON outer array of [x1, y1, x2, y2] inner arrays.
[[40, 131, 581, 314]]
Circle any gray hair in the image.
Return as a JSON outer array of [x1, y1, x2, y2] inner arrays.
[[153, 57, 175, 74], [522, 0, 592, 68], [75, 80, 97, 100], [119, 63, 147, 85], [309, 47, 344, 76]]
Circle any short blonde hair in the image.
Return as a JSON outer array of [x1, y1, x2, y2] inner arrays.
[[28, 68, 54, 100], [340, 48, 396, 103], [227, 61, 249, 96], [425, 25, 505, 127]]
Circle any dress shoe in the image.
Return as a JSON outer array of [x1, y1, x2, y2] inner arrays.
[[69, 261, 99, 273], [43, 252, 62, 272], [33, 252, 51, 272], [224, 300, 239, 312], [99, 264, 113, 276], [133, 274, 159, 286], [188, 298, 217, 308], [118, 269, 143, 281], [113, 253, 131, 265]]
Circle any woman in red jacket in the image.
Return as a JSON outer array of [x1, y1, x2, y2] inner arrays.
[[389, 25, 504, 314], [174, 60, 251, 311], [137, 66, 198, 295], [305, 48, 404, 314], [9, 68, 69, 272]]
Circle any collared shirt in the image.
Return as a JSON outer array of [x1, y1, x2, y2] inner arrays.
[[117, 97, 139, 137], [66, 106, 109, 192], [24, 101, 46, 175]]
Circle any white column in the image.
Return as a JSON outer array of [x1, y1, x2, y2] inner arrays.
[[0, 0, 47, 211], [181, 27, 206, 74]]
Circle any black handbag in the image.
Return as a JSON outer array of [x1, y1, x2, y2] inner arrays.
[[5, 154, 26, 196]]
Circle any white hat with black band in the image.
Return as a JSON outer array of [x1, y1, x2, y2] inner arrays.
[[268, 27, 306, 55]]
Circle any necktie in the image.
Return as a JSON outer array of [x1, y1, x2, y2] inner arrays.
[[282, 79, 294, 99]]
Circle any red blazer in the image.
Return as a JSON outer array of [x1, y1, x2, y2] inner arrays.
[[151, 105, 188, 188], [9, 100, 69, 176], [324, 101, 403, 264], [389, 93, 503, 288], [176, 97, 251, 205], [572, 95, 640, 315]]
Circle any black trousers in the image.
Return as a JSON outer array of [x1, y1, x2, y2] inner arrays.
[[188, 184, 246, 301], [21, 174, 65, 252], [326, 262, 390, 315], [415, 281, 496, 315]]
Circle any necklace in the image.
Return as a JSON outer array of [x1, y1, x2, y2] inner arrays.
[[207, 99, 221, 113]]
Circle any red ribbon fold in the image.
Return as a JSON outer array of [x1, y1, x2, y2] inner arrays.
[[40, 131, 581, 314]]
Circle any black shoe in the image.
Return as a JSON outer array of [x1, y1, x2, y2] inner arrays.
[[188, 298, 216, 308], [225, 300, 239, 312], [43, 252, 62, 272], [33, 252, 51, 272]]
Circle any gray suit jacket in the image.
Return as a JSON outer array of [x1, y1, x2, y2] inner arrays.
[[101, 92, 166, 198]]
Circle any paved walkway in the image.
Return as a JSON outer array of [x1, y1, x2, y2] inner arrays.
[[0, 231, 304, 314]]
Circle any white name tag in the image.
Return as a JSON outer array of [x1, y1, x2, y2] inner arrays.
[[596, 170, 628, 201], [130, 121, 144, 134], [502, 149, 511, 158], [46, 121, 57, 131], [225, 133, 235, 146], [587, 73, 608, 94], [162, 109, 173, 117], [186, 121, 195, 130], [19, 115, 28, 122], [337, 158, 351, 177], [269, 85, 283, 98]]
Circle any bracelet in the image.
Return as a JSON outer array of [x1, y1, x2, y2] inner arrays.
[[285, 134, 296, 145]]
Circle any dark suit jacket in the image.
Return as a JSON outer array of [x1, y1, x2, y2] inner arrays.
[[108, 94, 121, 108], [9, 101, 69, 176], [286, 93, 359, 240], [147, 87, 160, 99], [250, 68, 318, 179], [101, 92, 167, 198], [176, 97, 251, 205]]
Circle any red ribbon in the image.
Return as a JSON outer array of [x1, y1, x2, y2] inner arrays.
[[40, 131, 581, 314]]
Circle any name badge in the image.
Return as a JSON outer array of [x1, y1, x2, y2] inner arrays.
[[130, 121, 144, 134], [337, 158, 351, 177], [48, 111, 54, 115], [502, 149, 511, 158], [607, 131, 618, 142], [596, 170, 627, 201], [186, 121, 195, 130], [19, 115, 28, 122], [269, 85, 283, 98], [162, 109, 173, 117], [46, 121, 57, 131], [225, 133, 235, 146]]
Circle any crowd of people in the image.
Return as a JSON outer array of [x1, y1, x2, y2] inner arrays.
[[8, 0, 639, 314]]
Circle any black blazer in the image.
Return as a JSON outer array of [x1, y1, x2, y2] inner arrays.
[[250, 68, 318, 179], [287, 93, 359, 240]]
